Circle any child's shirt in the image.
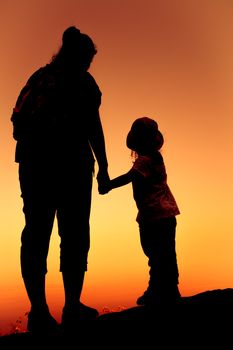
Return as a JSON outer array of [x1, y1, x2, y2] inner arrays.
[[131, 152, 180, 223]]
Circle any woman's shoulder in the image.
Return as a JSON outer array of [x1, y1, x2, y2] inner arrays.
[[85, 72, 101, 90], [26, 64, 55, 87], [82, 72, 102, 105], [26, 66, 46, 84]]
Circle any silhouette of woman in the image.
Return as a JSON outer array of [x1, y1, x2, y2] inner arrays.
[[11, 26, 110, 333]]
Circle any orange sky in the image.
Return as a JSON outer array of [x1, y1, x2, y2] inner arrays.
[[0, 0, 233, 335]]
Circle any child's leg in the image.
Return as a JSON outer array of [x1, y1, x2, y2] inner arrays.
[[138, 217, 180, 305]]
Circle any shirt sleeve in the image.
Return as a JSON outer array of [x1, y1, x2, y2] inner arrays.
[[132, 156, 151, 178]]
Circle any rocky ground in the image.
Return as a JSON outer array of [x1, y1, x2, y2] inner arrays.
[[0, 288, 232, 348]]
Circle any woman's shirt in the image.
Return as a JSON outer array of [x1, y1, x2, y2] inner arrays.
[[131, 152, 180, 223]]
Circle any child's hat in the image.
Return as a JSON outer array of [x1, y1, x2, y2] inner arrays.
[[126, 117, 164, 152]]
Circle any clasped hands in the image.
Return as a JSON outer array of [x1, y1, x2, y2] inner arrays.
[[97, 169, 111, 195]]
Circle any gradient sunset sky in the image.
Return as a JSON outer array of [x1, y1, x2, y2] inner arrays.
[[0, 0, 233, 334]]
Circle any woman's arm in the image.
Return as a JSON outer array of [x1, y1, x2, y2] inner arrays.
[[88, 109, 110, 193], [88, 110, 108, 171]]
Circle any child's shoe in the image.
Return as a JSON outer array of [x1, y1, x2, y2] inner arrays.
[[137, 286, 181, 306], [137, 289, 155, 306]]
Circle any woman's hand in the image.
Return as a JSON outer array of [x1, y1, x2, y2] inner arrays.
[[97, 169, 111, 194]]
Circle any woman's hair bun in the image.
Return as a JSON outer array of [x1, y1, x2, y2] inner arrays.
[[62, 26, 81, 47]]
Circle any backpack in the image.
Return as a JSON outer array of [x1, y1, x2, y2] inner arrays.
[[11, 65, 66, 162], [11, 65, 61, 142]]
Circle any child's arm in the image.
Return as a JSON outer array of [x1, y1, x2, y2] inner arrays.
[[109, 169, 134, 189], [99, 169, 141, 194]]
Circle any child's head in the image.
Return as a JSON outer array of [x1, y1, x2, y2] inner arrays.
[[126, 117, 164, 154]]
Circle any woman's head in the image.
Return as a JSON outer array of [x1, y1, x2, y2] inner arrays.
[[53, 26, 97, 70], [126, 117, 164, 154]]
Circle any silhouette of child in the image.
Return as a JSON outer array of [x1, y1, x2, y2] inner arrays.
[[101, 117, 181, 305]]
